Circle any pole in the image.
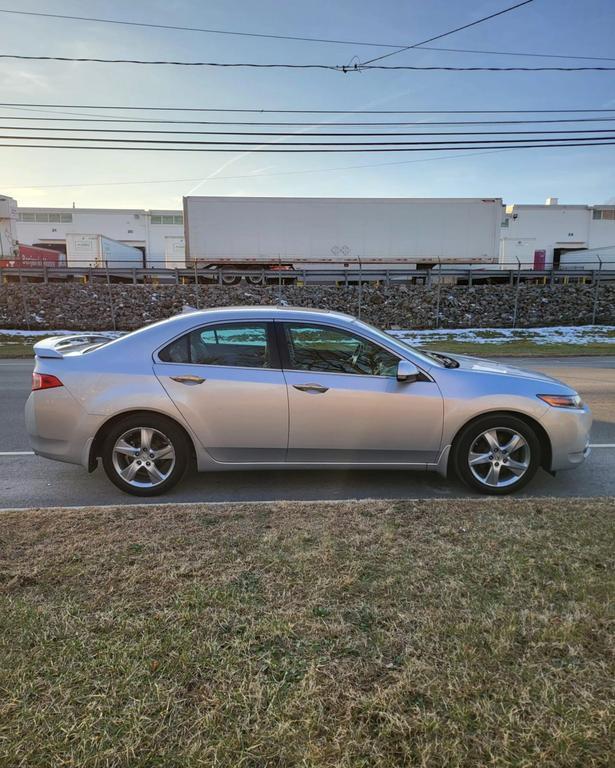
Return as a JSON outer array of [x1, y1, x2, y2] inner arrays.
[[434, 257, 442, 329], [105, 260, 116, 332], [591, 256, 603, 325], [193, 262, 200, 308], [357, 256, 363, 319], [512, 256, 521, 329], [18, 267, 31, 331]]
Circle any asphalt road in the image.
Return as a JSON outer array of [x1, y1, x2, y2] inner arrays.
[[1, 356, 614, 509]]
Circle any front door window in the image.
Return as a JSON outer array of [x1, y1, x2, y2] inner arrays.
[[282, 323, 399, 377]]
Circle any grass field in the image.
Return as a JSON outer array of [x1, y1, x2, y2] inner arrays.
[[1, 499, 613, 767], [422, 340, 615, 357], [2, 331, 615, 359], [0, 333, 39, 358]]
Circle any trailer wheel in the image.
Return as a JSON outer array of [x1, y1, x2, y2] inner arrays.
[[219, 269, 241, 286]]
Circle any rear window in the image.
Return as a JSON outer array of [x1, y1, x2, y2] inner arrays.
[[158, 323, 271, 368]]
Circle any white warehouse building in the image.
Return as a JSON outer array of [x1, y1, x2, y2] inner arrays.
[[7, 196, 615, 271], [500, 198, 615, 269], [15, 205, 185, 268]]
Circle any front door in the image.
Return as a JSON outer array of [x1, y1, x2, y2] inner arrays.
[[278, 322, 443, 464], [154, 321, 288, 462]]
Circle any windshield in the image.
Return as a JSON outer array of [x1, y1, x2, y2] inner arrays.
[[354, 319, 444, 368]]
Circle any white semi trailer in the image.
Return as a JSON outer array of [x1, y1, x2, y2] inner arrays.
[[65, 233, 144, 269], [183, 196, 503, 282]]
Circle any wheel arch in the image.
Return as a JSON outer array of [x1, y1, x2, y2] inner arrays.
[[88, 409, 197, 472], [449, 409, 552, 475]]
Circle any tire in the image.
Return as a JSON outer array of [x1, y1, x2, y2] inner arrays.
[[453, 414, 541, 495], [101, 413, 190, 496], [219, 271, 241, 286]]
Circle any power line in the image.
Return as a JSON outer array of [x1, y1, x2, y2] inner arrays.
[[3, 53, 614, 71], [2, 149, 523, 189], [0, 7, 611, 63], [5, 125, 615, 137], [404, 45, 615, 63], [5, 115, 615, 127], [2, 141, 614, 152], [3, 103, 615, 114], [3, 134, 615, 146], [360, 0, 534, 66], [8, 115, 615, 128]]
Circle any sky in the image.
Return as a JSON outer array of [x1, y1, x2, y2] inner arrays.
[[1, 0, 615, 210]]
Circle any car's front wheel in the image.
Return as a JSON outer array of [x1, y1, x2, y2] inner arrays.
[[101, 414, 190, 496], [453, 415, 541, 495]]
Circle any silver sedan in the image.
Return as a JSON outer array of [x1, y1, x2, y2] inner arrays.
[[26, 307, 591, 496]]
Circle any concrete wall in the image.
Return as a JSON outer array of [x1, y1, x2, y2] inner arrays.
[[1, 282, 613, 331]]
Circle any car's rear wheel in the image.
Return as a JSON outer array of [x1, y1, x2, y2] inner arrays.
[[453, 415, 541, 495], [101, 414, 190, 496]]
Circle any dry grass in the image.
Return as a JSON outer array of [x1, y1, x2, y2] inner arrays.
[[421, 340, 615, 357], [0, 498, 613, 767]]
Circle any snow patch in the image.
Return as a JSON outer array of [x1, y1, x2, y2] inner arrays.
[[389, 325, 615, 346]]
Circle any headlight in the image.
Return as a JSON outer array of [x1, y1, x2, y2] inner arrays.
[[537, 393, 583, 409]]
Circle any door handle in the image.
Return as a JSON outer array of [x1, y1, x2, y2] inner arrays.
[[293, 383, 329, 393], [170, 374, 206, 384]]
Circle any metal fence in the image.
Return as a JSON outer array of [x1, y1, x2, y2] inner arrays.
[[2, 257, 615, 287], [2, 258, 613, 332]]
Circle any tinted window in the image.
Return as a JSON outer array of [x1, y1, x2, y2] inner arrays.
[[283, 323, 399, 377], [159, 323, 271, 368], [158, 333, 190, 363]]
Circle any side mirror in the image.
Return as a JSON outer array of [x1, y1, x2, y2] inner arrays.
[[397, 360, 420, 383]]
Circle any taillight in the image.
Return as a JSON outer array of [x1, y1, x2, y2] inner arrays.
[[32, 373, 63, 391]]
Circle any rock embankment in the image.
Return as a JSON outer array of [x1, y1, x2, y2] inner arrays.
[[0, 282, 613, 330]]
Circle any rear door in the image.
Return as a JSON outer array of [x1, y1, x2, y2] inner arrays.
[[154, 321, 288, 462], [278, 321, 443, 464]]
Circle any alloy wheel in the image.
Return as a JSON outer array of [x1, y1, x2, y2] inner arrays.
[[468, 427, 530, 489], [111, 427, 176, 489]]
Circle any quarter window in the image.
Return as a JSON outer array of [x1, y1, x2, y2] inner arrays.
[[158, 323, 271, 368], [283, 323, 399, 377]]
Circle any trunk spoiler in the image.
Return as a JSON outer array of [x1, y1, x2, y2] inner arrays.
[[33, 334, 117, 359]]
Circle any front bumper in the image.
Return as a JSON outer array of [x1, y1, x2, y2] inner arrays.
[[539, 403, 592, 471]]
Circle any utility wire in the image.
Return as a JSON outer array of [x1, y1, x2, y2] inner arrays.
[[3, 134, 615, 146], [400, 45, 615, 63], [2, 141, 614, 152], [5, 125, 615, 137], [2, 148, 526, 189], [3, 103, 615, 114], [360, 0, 534, 65], [2, 54, 614, 71], [5, 115, 615, 127], [0, 6, 611, 63]]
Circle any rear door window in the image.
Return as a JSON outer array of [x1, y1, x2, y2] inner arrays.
[[158, 322, 273, 368]]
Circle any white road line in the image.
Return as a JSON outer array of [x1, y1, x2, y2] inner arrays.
[[589, 444, 615, 448]]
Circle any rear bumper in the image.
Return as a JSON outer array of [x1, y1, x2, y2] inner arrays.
[[540, 404, 592, 471], [25, 389, 99, 468]]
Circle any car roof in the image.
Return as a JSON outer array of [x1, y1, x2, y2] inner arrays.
[[178, 305, 356, 323], [92, 305, 359, 359]]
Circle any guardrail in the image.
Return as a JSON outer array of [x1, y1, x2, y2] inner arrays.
[[2, 260, 615, 287]]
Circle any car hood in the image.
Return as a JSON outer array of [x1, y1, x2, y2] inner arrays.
[[441, 353, 569, 388]]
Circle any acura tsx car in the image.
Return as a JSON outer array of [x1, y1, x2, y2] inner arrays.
[[26, 307, 591, 496]]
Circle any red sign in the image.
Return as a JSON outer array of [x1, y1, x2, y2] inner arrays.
[[533, 249, 546, 270]]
